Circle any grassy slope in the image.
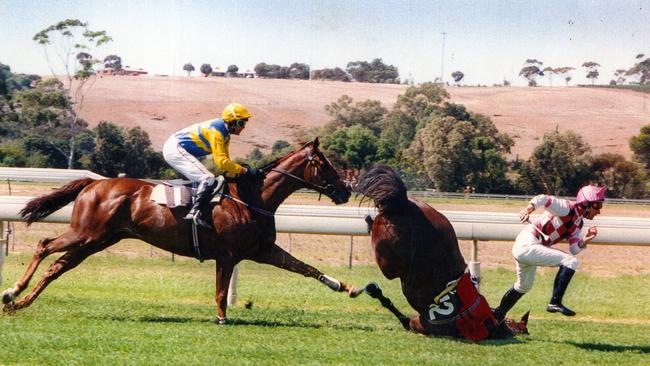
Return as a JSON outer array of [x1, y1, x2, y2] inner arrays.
[[1, 254, 648, 365]]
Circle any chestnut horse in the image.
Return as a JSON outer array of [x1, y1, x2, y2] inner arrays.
[[356, 165, 527, 339], [2, 138, 362, 323]]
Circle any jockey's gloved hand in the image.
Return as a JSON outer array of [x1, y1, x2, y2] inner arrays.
[[245, 167, 260, 176]]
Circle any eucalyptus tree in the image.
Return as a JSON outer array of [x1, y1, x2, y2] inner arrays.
[[403, 111, 513, 193], [629, 124, 650, 169], [227, 64, 239, 76], [311, 67, 350, 81], [451, 70, 464, 85], [582, 61, 600, 85], [103, 55, 122, 72], [183, 63, 195, 76], [626, 54, 650, 84], [289, 63, 310, 80], [33, 19, 112, 168], [550, 66, 575, 86], [516, 130, 592, 195], [347, 58, 399, 83], [200, 63, 213, 77], [519, 59, 544, 86], [591, 153, 645, 198], [542, 67, 555, 86]]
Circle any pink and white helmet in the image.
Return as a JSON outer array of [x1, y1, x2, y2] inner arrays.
[[576, 185, 606, 205]]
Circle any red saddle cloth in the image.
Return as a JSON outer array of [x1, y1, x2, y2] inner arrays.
[[452, 273, 498, 341], [426, 273, 498, 341]]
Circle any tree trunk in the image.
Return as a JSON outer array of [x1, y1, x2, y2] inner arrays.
[[68, 120, 76, 169]]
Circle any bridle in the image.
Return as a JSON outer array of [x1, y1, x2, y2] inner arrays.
[[266, 147, 337, 197], [224, 146, 340, 216]]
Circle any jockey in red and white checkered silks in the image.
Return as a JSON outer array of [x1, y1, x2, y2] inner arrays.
[[492, 185, 606, 321]]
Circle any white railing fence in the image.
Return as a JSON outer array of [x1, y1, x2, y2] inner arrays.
[[2, 196, 649, 303], [1, 167, 649, 302]]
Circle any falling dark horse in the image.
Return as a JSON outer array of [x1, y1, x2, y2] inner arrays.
[[356, 165, 528, 340], [2, 138, 362, 323]]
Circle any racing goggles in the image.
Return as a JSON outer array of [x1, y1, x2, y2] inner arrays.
[[232, 119, 248, 127]]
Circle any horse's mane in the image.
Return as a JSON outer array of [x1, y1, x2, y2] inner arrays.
[[356, 165, 408, 211], [259, 141, 312, 172]]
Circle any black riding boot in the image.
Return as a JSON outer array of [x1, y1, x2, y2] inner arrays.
[[493, 287, 524, 322], [547, 266, 576, 316], [185, 177, 219, 227]]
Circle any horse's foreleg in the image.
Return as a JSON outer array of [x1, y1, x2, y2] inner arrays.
[[364, 282, 411, 330], [214, 259, 234, 324], [2, 231, 84, 305], [254, 243, 363, 297]]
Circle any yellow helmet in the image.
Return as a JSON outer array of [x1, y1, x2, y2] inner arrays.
[[222, 103, 252, 122]]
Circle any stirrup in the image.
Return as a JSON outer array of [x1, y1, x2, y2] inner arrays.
[[193, 214, 212, 229]]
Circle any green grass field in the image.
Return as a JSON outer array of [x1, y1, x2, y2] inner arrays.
[[579, 84, 650, 94], [0, 253, 648, 365]]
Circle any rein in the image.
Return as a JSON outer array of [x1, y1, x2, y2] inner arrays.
[[270, 168, 333, 195], [265, 147, 335, 197], [222, 193, 275, 217], [222, 147, 330, 216]]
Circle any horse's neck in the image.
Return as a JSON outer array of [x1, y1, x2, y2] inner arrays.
[[260, 158, 307, 212], [380, 212, 465, 293]]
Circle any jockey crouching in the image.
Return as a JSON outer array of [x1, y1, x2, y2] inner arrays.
[[162, 102, 258, 228], [493, 185, 606, 321]]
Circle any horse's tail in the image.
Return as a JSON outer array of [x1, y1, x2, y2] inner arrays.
[[356, 165, 408, 211], [19, 178, 97, 226]]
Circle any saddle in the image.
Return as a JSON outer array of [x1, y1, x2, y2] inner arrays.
[[150, 179, 226, 263], [150, 180, 223, 208]]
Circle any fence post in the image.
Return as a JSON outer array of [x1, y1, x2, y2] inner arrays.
[[228, 265, 238, 305], [1, 221, 5, 256], [348, 236, 354, 269], [468, 239, 481, 290], [0, 221, 4, 287], [288, 233, 292, 253]]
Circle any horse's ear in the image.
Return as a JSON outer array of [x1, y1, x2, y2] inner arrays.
[[313, 137, 320, 148], [520, 311, 530, 325]]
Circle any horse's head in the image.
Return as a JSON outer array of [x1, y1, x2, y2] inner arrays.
[[300, 138, 351, 204], [265, 138, 350, 204]]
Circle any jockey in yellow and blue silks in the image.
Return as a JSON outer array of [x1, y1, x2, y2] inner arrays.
[[163, 102, 257, 227]]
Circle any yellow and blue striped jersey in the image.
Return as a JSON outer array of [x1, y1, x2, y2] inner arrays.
[[174, 118, 244, 176]]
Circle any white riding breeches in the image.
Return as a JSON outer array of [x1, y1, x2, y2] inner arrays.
[[511, 230, 578, 293], [163, 135, 214, 182]]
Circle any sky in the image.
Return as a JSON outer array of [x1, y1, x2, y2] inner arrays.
[[1, 0, 649, 86]]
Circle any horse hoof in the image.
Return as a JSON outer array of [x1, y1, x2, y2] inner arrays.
[[215, 317, 227, 325], [348, 286, 365, 298], [364, 282, 381, 298], [1, 291, 15, 305]]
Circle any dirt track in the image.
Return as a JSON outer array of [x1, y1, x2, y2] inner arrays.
[[76, 76, 650, 159]]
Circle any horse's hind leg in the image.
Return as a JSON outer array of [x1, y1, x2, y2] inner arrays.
[[253, 243, 363, 297], [4, 238, 116, 312], [2, 230, 85, 304]]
